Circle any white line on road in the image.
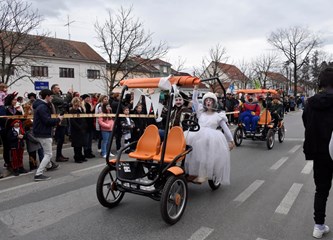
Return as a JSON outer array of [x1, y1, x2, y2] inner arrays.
[[71, 163, 105, 174], [0, 184, 98, 236], [275, 183, 303, 215], [0, 182, 36, 194], [0, 171, 33, 182], [270, 157, 289, 171], [301, 161, 313, 174], [234, 180, 265, 203], [188, 227, 214, 240], [288, 145, 301, 154], [256, 238, 268, 240]]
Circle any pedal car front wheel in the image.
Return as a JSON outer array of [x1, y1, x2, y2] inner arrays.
[[266, 129, 275, 150], [278, 125, 285, 143], [96, 165, 125, 208], [233, 126, 243, 146], [208, 176, 221, 190], [160, 175, 188, 225]]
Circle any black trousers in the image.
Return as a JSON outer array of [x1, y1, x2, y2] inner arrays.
[[55, 125, 66, 158], [313, 158, 333, 224]]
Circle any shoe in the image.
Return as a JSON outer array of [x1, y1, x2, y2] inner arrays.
[[81, 158, 88, 162], [56, 156, 69, 162], [109, 152, 115, 157], [46, 162, 59, 171], [313, 224, 330, 238], [13, 169, 20, 176], [0, 174, 3, 179], [74, 160, 84, 163], [85, 154, 95, 158], [34, 174, 51, 181], [97, 149, 102, 153], [18, 168, 28, 174], [61, 155, 69, 160]]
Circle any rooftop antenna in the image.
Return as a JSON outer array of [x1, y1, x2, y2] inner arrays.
[[64, 15, 75, 40]]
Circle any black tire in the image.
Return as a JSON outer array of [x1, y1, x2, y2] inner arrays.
[[160, 175, 188, 225], [278, 125, 285, 143], [233, 127, 243, 146], [208, 176, 221, 191], [266, 129, 275, 150], [96, 165, 125, 208]]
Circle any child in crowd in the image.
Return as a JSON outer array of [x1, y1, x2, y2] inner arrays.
[[7, 120, 27, 176], [121, 106, 135, 154], [98, 104, 114, 158], [23, 119, 44, 171], [0, 83, 8, 115]]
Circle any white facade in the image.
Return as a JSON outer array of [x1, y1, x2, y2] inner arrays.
[[8, 57, 107, 98]]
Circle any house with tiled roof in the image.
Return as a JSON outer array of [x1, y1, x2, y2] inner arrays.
[[203, 61, 249, 94], [264, 71, 288, 90], [111, 56, 173, 81], [1, 32, 107, 95]]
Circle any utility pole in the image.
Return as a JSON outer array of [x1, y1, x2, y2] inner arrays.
[[64, 15, 75, 40]]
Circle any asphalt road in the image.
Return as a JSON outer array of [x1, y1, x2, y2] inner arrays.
[[0, 110, 331, 240]]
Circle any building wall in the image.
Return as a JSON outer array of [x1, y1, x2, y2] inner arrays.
[[8, 57, 107, 97]]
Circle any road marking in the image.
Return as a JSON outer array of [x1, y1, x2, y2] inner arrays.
[[301, 161, 313, 174], [0, 182, 36, 194], [288, 145, 301, 154], [188, 227, 214, 240], [0, 171, 33, 182], [256, 238, 268, 240], [234, 180, 264, 203], [71, 163, 105, 174], [284, 138, 304, 142], [275, 183, 303, 215], [270, 157, 289, 171], [0, 184, 98, 236]]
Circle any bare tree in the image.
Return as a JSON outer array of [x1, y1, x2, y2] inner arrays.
[[251, 52, 279, 88], [193, 43, 230, 92], [0, 0, 45, 86], [94, 6, 168, 93], [237, 59, 254, 88], [171, 56, 187, 72], [267, 26, 321, 96]]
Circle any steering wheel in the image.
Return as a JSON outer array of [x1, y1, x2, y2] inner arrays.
[[181, 119, 200, 132]]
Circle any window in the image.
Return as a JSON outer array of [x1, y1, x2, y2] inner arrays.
[[87, 69, 100, 79], [59, 67, 74, 78], [162, 66, 168, 73], [31, 66, 48, 77]]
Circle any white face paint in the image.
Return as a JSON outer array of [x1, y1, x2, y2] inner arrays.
[[175, 97, 184, 107], [204, 98, 214, 110]]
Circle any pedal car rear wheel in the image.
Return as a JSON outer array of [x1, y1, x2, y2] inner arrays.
[[160, 175, 188, 225], [233, 127, 243, 146], [96, 165, 125, 208], [208, 176, 221, 190], [278, 125, 285, 143], [266, 129, 275, 150]]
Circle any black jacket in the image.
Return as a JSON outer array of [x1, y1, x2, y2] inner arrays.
[[33, 99, 60, 138], [302, 91, 333, 160]]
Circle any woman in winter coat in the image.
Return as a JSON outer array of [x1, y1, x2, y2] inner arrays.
[[69, 97, 88, 163]]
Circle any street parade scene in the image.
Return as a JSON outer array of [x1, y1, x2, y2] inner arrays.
[[1, 0, 333, 240]]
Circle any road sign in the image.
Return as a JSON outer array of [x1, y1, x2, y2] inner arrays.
[[34, 81, 49, 91]]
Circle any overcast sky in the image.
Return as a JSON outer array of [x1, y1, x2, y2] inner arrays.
[[30, 0, 333, 72]]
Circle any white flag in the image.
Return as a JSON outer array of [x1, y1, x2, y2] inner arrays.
[[132, 89, 144, 110]]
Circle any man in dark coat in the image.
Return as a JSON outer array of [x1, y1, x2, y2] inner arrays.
[[302, 66, 333, 238]]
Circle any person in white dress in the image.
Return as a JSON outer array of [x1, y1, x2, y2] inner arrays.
[[185, 86, 235, 184]]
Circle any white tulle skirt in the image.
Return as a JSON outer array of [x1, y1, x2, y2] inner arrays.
[[184, 127, 230, 185]]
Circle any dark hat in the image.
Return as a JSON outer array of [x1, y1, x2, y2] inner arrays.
[[4, 92, 18, 106], [81, 94, 90, 100], [27, 92, 37, 99]]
